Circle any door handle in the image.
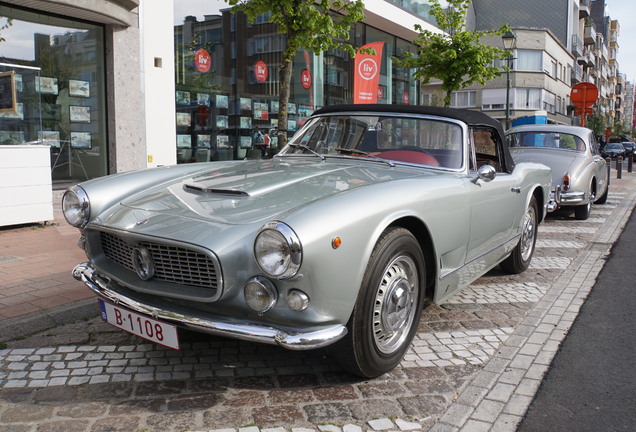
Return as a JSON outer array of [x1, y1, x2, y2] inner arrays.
[[511, 186, 521, 194]]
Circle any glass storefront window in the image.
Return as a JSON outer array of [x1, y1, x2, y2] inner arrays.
[[172, 2, 420, 165], [0, 5, 107, 183]]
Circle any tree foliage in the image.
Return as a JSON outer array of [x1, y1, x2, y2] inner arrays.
[[226, 0, 366, 146], [0, 16, 13, 43], [394, 0, 509, 107], [586, 111, 607, 138]]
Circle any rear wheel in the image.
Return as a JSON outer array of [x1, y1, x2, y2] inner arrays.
[[501, 196, 538, 274], [595, 183, 608, 204], [334, 227, 426, 378], [574, 184, 594, 220]]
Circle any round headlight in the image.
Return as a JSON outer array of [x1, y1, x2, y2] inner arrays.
[[62, 186, 90, 228], [244, 277, 278, 313], [254, 221, 302, 279]]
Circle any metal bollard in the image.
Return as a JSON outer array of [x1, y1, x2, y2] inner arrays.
[[628, 154, 633, 173], [617, 155, 622, 179], [606, 157, 611, 186]]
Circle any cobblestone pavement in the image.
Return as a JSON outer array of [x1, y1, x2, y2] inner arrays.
[[1, 175, 634, 432]]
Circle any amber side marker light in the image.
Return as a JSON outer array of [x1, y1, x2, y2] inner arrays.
[[332, 237, 342, 249]]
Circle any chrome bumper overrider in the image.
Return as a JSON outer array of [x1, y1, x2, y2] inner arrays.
[[72, 262, 347, 350], [547, 185, 560, 212]]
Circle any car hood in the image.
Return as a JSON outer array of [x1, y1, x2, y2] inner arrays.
[[509, 148, 580, 185], [117, 158, 430, 225]]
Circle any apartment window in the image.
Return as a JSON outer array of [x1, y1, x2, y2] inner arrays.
[[451, 90, 475, 108], [550, 60, 557, 78], [481, 88, 507, 110], [421, 93, 434, 105], [543, 90, 556, 114], [516, 50, 542, 72], [514, 88, 541, 109]]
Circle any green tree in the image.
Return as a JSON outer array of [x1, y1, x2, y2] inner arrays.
[[394, 0, 509, 107], [586, 111, 607, 138], [0, 16, 12, 43], [226, 0, 366, 146]]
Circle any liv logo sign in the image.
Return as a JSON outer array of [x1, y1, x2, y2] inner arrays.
[[353, 42, 384, 104]]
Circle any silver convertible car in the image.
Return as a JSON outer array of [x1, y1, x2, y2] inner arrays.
[[506, 124, 608, 220], [64, 105, 551, 378]]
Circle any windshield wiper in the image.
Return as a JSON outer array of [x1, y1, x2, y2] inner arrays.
[[287, 143, 325, 160], [335, 147, 369, 156], [334, 147, 395, 167]]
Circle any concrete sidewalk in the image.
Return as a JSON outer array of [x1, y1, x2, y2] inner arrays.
[[0, 190, 96, 342]]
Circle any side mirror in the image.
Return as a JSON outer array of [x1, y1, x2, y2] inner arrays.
[[471, 164, 496, 184]]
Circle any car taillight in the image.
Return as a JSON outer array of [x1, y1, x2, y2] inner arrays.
[[563, 173, 570, 191]]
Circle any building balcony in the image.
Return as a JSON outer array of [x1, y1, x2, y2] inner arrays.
[[584, 25, 596, 45], [571, 34, 584, 57], [571, 63, 583, 85], [577, 48, 595, 67], [579, 0, 590, 18]]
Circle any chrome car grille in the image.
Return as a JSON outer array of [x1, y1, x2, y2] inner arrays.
[[100, 231, 219, 290]]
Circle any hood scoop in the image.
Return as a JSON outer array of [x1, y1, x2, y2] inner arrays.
[[184, 183, 250, 196]]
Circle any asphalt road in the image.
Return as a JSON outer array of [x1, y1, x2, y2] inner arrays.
[[518, 207, 636, 431]]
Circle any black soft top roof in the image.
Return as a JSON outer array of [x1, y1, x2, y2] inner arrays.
[[312, 104, 514, 173], [313, 104, 505, 137]]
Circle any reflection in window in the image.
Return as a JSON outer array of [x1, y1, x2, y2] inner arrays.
[[0, 4, 107, 182]]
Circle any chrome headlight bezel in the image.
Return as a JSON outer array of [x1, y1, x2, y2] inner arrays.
[[62, 186, 90, 228], [254, 221, 302, 279]]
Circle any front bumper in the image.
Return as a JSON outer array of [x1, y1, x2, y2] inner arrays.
[[72, 262, 347, 350]]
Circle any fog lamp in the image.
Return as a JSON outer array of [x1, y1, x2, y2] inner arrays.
[[287, 289, 310, 311], [244, 277, 278, 313]]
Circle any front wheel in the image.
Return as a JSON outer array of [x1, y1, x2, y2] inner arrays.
[[501, 196, 538, 274], [334, 227, 426, 378]]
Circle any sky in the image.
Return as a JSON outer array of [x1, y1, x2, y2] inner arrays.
[[606, 0, 636, 82]]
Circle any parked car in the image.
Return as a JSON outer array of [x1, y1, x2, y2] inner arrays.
[[601, 142, 626, 159], [64, 104, 551, 378], [621, 141, 635, 156], [506, 124, 608, 220]]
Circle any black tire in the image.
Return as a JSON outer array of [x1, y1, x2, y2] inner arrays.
[[334, 227, 426, 378], [574, 184, 594, 220], [501, 196, 538, 274], [595, 183, 609, 204]]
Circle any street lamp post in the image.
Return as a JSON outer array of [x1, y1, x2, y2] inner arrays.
[[502, 31, 517, 130]]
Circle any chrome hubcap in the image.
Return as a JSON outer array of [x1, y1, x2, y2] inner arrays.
[[372, 255, 418, 354], [520, 205, 537, 261]]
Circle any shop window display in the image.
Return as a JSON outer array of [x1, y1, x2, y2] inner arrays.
[[172, 4, 419, 164], [0, 5, 107, 182]]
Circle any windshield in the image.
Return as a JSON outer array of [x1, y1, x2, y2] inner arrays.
[[605, 143, 624, 150], [507, 131, 586, 152], [278, 114, 464, 169]]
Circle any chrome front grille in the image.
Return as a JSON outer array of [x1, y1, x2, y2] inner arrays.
[[99, 231, 219, 290]]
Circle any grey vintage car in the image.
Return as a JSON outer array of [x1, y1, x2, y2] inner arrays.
[[506, 124, 608, 220], [64, 105, 551, 377]]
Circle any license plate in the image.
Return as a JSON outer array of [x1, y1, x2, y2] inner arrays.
[[98, 299, 180, 350]]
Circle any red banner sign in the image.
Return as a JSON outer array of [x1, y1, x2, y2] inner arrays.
[[194, 49, 211, 73], [254, 61, 268, 82], [301, 69, 312, 89], [353, 42, 384, 104]]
